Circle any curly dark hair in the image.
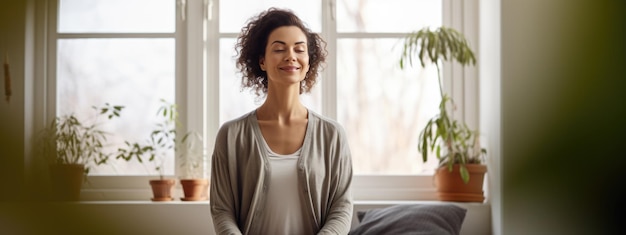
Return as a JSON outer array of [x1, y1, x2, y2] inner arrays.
[[235, 8, 327, 96]]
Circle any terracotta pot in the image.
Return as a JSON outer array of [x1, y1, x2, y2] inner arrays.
[[180, 179, 209, 201], [435, 164, 487, 202], [49, 163, 85, 201], [149, 179, 176, 201]]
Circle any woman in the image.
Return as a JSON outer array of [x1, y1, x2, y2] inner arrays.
[[210, 8, 354, 235]]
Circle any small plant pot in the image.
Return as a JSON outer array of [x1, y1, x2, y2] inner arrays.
[[149, 179, 176, 201], [49, 163, 85, 201], [180, 179, 209, 201], [435, 164, 487, 202]]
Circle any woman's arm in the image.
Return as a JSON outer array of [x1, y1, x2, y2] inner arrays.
[[318, 127, 354, 235], [210, 127, 243, 235]]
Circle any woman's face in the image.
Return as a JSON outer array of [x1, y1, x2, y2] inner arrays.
[[260, 26, 310, 88]]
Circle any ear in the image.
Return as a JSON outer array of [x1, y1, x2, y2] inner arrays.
[[259, 57, 266, 71]]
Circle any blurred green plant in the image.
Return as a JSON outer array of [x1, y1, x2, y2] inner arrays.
[[39, 103, 124, 174]]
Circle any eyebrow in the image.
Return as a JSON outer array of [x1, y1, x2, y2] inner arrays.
[[271, 40, 306, 46]]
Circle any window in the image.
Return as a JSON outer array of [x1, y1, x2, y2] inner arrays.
[[335, 0, 442, 174], [39, 0, 479, 200], [54, 0, 178, 176]]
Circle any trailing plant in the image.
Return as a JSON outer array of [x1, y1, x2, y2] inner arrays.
[[399, 26, 486, 183], [116, 99, 176, 179], [39, 103, 124, 174], [116, 99, 205, 179]]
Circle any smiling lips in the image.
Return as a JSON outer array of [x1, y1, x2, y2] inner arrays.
[[280, 66, 300, 71]]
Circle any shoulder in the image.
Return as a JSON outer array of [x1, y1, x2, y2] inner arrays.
[[220, 110, 255, 130], [215, 111, 256, 141], [307, 110, 352, 163], [308, 110, 347, 138]]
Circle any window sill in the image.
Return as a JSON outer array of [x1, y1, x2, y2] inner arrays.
[[82, 175, 441, 201]]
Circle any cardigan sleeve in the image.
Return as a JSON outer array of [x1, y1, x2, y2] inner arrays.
[[317, 125, 354, 235], [210, 125, 243, 235]]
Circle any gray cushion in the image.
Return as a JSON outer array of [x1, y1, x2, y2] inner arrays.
[[349, 204, 467, 235]]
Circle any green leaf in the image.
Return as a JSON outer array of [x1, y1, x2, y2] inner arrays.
[[460, 165, 470, 184], [427, 32, 436, 63], [422, 136, 428, 162], [419, 34, 427, 67]]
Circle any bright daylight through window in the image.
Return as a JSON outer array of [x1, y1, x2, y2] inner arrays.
[[53, 0, 443, 177]]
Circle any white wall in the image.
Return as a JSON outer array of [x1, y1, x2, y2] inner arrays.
[[478, 0, 501, 234]]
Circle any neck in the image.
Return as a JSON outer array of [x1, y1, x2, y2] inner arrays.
[[258, 83, 306, 121]]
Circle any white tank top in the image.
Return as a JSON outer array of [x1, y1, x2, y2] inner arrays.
[[257, 142, 309, 235]]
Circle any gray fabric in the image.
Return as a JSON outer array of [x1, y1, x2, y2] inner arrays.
[[349, 204, 467, 235], [210, 109, 354, 235]]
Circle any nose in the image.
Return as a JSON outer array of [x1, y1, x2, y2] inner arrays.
[[285, 50, 296, 61]]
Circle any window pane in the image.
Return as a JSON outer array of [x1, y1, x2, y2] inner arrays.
[[337, 0, 442, 33], [58, 0, 175, 33], [219, 0, 322, 33], [337, 39, 440, 174], [219, 38, 259, 124], [219, 38, 321, 125], [57, 38, 175, 175]]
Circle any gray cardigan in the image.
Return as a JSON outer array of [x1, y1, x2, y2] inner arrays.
[[210, 110, 354, 235]]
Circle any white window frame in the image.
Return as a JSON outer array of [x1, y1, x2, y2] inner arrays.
[[32, 0, 480, 201]]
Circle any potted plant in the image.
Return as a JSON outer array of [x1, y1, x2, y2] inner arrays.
[[400, 26, 487, 202], [38, 103, 124, 201], [178, 131, 209, 201], [116, 99, 178, 201]]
